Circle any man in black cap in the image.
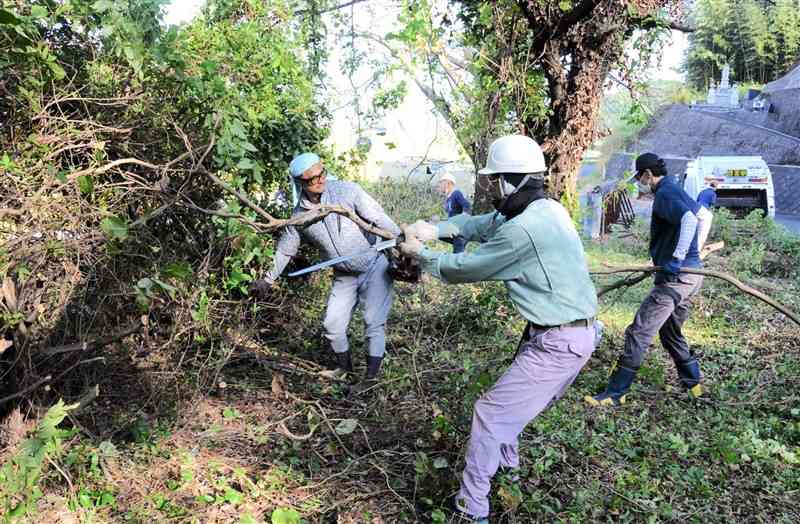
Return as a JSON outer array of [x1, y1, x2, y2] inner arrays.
[[585, 153, 710, 406]]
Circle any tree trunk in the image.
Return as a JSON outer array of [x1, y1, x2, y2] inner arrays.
[[535, 45, 615, 202]]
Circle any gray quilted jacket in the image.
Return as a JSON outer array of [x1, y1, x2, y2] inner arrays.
[[267, 180, 401, 279]]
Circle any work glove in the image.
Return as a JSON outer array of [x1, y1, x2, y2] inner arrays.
[[249, 278, 275, 300], [404, 220, 438, 242], [662, 257, 682, 276], [398, 227, 424, 258]]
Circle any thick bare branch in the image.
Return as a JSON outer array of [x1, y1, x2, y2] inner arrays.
[[592, 265, 800, 327], [41, 321, 141, 357], [199, 167, 395, 239]]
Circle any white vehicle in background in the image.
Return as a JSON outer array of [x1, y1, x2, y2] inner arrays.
[[681, 156, 775, 218]]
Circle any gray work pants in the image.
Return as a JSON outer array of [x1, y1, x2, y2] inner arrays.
[[619, 273, 704, 370], [323, 254, 394, 357], [456, 325, 596, 518]]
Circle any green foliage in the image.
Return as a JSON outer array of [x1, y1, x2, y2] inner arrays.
[[0, 401, 77, 522], [271, 507, 301, 524], [685, 0, 800, 88]]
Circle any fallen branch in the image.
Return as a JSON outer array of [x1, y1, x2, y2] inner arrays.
[[597, 272, 650, 298], [199, 167, 395, 239], [598, 243, 726, 298], [41, 321, 140, 357], [592, 265, 800, 327], [0, 374, 52, 406]]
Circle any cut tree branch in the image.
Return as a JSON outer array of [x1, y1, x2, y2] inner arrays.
[[592, 265, 800, 327], [41, 321, 141, 357], [199, 167, 395, 239]]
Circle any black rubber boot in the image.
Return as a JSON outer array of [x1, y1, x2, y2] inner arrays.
[[351, 356, 383, 397], [366, 356, 383, 380], [335, 351, 353, 373]]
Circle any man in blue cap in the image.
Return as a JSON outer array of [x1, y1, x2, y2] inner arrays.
[[585, 152, 711, 407], [251, 153, 401, 385]]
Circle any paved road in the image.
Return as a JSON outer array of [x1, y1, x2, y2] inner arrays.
[[776, 213, 800, 234]]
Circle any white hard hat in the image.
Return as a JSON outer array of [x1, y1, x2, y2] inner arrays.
[[478, 135, 546, 175], [439, 173, 456, 184]]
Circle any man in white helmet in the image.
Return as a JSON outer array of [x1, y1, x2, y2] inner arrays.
[[398, 135, 598, 523], [437, 171, 472, 253]]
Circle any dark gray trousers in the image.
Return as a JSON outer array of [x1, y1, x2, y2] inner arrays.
[[619, 273, 704, 370]]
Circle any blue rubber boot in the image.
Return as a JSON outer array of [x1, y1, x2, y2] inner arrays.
[[584, 364, 637, 406], [676, 358, 704, 399]]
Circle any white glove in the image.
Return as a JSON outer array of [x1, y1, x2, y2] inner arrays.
[[405, 220, 438, 242], [399, 226, 424, 258]]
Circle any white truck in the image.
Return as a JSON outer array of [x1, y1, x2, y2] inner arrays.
[[681, 156, 775, 218]]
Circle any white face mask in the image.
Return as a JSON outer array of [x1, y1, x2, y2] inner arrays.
[[498, 178, 516, 197], [637, 181, 651, 194]]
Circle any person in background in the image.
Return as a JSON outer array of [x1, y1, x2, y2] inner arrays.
[[437, 171, 472, 253], [696, 180, 717, 250]]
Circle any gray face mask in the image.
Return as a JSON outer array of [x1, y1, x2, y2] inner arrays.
[[637, 181, 652, 194]]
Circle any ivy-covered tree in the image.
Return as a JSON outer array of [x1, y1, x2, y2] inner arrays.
[[453, 0, 687, 207]]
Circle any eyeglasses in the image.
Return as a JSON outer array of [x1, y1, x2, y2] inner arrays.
[[300, 168, 327, 186]]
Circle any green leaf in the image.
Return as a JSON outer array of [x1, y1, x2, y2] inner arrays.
[[335, 419, 358, 435], [48, 61, 66, 80], [0, 8, 22, 25], [100, 216, 129, 240], [271, 507, 301, 524], [241, 141, 258, 152], [236, 157, 255, 170], [152, 278, 177, 297], [432, 457, 449, 469], [30, 5, 47, 18], [240, 514, 257, 524], [77, 175, 94, 195], [78, 492, 94, 509], [99, 491, 116, 506], [92, 0, 113, 12], [163, 262, 193, 281], [226, 270, 252, 288], [224, 488, 243, 505], [200, 60, 218, 74]]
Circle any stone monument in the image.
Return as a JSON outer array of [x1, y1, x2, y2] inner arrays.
[[706, 64, 740, 108]]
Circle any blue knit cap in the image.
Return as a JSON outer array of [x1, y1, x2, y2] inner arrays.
[[289, 152, 320, 178], [288, 152, 326, 208]]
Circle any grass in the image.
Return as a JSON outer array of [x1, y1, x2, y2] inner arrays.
[[3, 186, 800, 523]]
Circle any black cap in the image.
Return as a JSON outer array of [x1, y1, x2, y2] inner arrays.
[[634, 153, 662, 179]]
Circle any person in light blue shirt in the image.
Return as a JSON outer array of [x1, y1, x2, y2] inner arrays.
[[398, 135, 598, 523], [696, 181, 717, 249]]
